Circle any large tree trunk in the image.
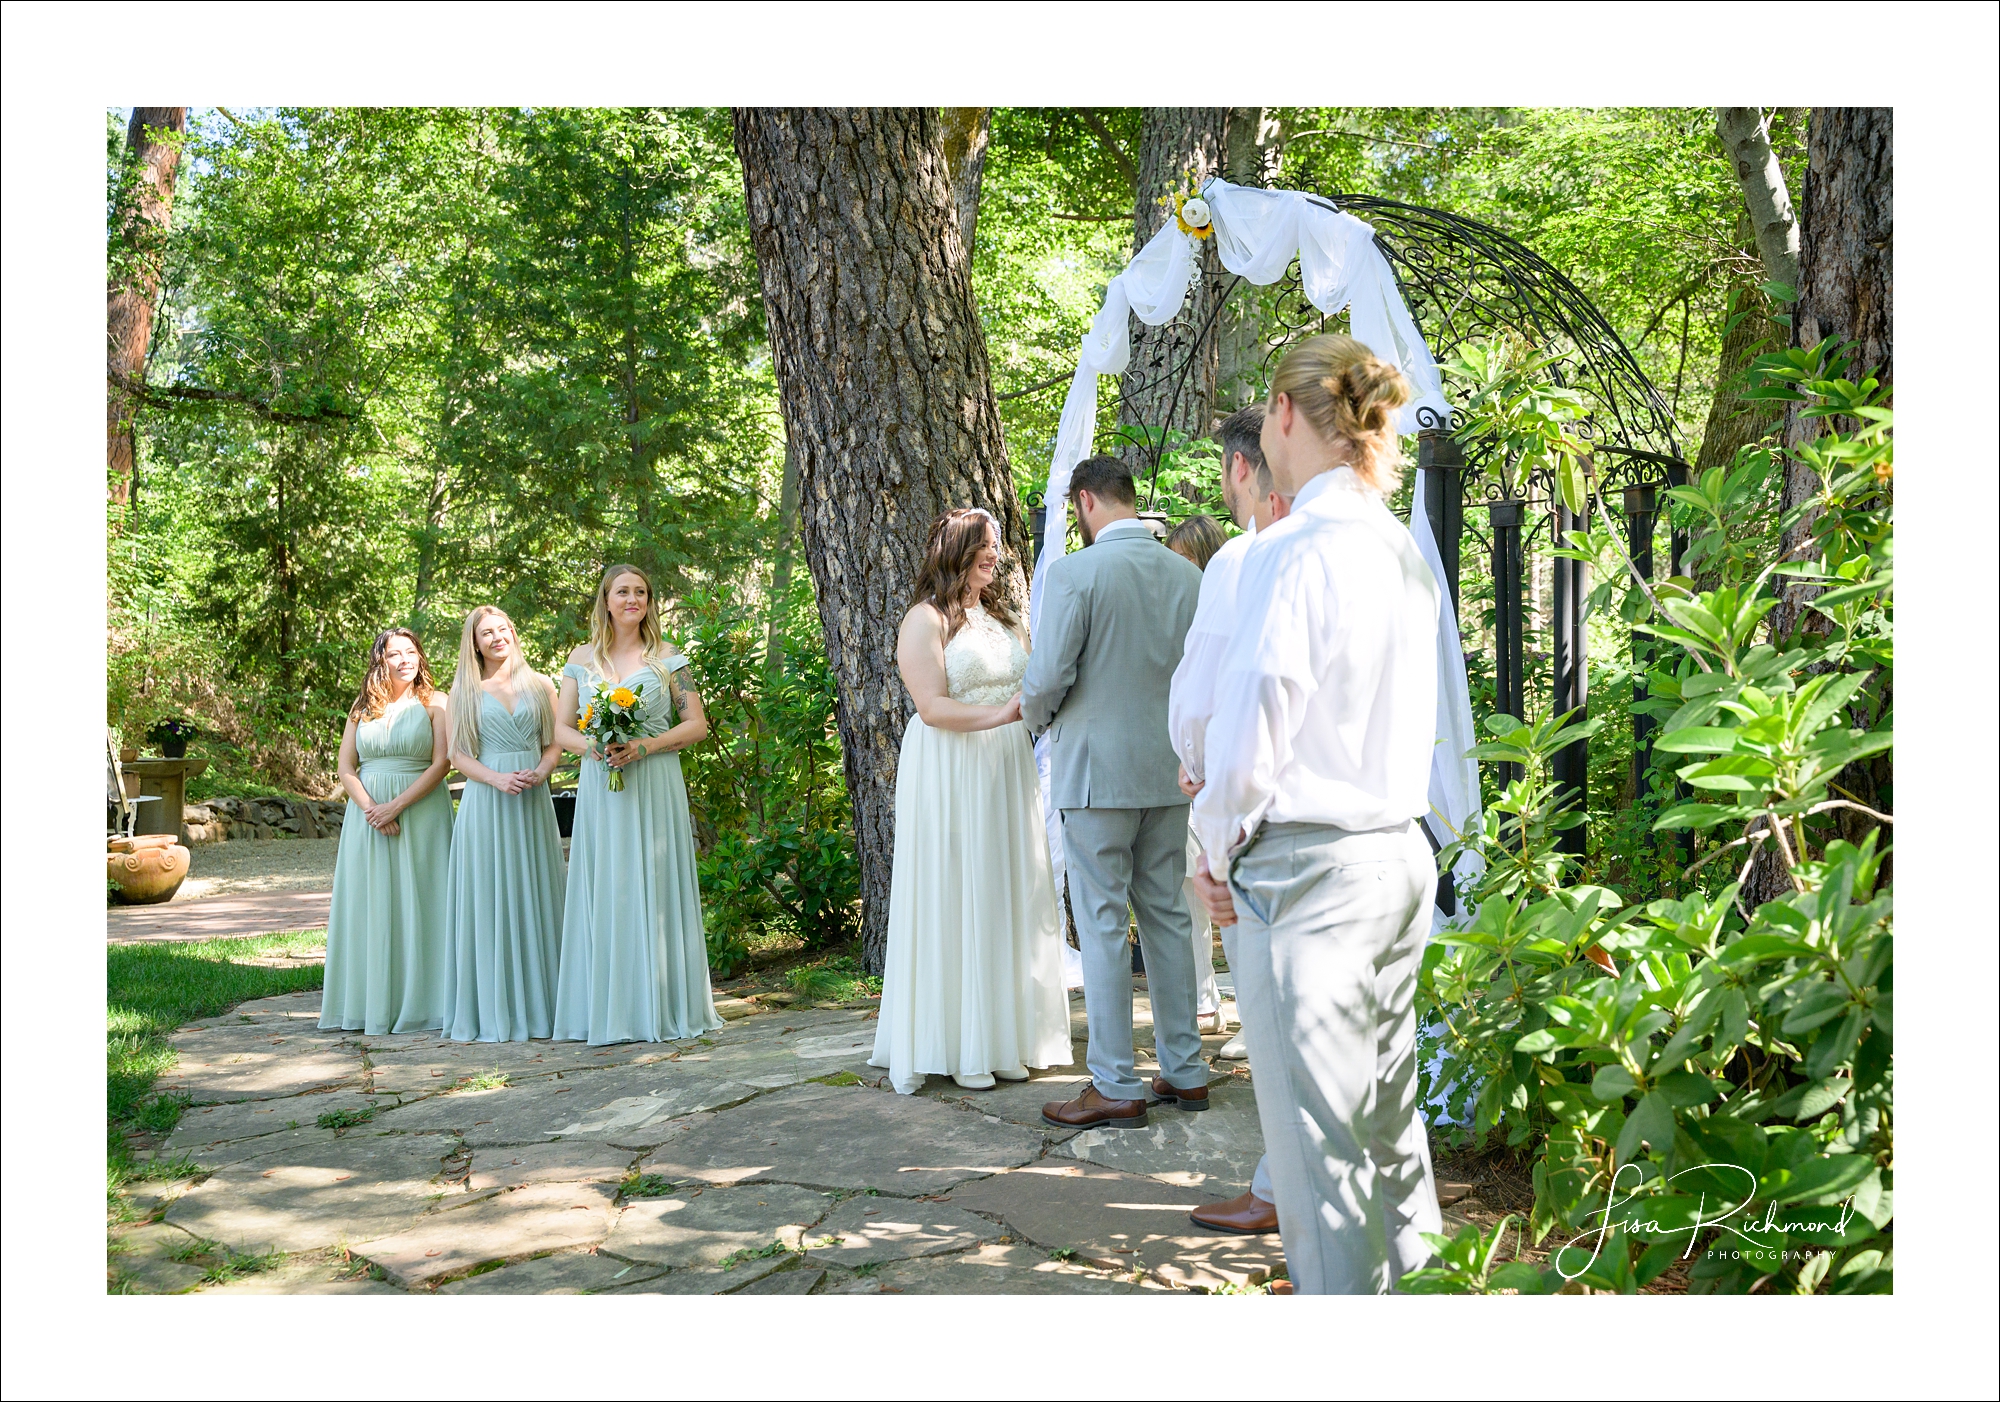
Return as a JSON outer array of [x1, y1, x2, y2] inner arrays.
[[1118, 108, 1227, 480], [733, 108, 1026, 971], [1692, 217, 1782, 502], [1715, 107, 1801, 291], [938, 107, 991, 254], [764, 437, 801, 674], [1743, 106, 1892, 907], [107, 107, 187, 507], [1775, 108, 1892, 640], [1216, 108, 1281, 409]]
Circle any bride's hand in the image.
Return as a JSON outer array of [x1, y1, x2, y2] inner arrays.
[[994, 694, 1024, 726]]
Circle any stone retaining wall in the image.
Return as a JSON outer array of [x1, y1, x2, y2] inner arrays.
[[182, 795, 347, 844]]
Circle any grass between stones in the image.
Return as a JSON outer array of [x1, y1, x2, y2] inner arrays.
[[106, 931, 326, 1199]]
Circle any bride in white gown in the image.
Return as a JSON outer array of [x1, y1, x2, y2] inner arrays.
[[870, 507, 1075, 1094]]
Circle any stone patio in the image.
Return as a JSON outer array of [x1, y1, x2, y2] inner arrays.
[[112, 980, 1474, 1295]]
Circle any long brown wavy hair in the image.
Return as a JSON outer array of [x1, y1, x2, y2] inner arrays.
[[348, 627, 439, 723], [911, 507, 1019, 642]]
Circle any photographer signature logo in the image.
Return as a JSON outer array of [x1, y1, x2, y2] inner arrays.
[[1555, 1161, 1862, 1280]]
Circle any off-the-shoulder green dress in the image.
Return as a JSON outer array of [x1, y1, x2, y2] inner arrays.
[[553, 658, 722, 1044]]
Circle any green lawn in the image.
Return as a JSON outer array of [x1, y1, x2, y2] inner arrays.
[[107, 932, 326, 1192]]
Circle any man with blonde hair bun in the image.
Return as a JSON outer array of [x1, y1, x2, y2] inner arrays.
[[1192, 334, 1445, 1294]]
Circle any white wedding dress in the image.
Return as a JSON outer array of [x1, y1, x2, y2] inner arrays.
[[870, 605, 1075, 1094]]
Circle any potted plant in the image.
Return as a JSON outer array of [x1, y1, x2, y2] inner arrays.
[[146, 717, 198, 759]]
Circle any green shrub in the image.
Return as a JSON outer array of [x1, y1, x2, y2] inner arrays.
[[682, 579, 859, 975], [1419, 340, 1892, 1294]]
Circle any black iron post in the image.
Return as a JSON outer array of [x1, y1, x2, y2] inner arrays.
[[1417, 429, 1464, 621], [1029, 501, 1046, 568], [1551, 499, 1589, 856], [1488, 499, 1526, 785], [1623, 483, 1659, 800], [1665, 461, 1689, 578]]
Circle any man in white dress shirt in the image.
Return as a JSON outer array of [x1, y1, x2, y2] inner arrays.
[[1191, 335, 1444, 1294], [1168, 405, 1289, 1236]]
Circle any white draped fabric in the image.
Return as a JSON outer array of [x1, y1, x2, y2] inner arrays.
[[1032, 180, 1480, 931]]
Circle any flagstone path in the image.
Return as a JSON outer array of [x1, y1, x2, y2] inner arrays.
[[112, 980, 1482, 1295]]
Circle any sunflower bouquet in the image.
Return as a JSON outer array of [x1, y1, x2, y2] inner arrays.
[[579, 679, 647, 791]]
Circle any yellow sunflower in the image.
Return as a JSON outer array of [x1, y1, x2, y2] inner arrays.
[[610, 687, 638, 707], [579, 704, 594, 726]]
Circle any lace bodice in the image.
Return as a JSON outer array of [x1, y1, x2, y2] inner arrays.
[[945, 605, 1027, 706]]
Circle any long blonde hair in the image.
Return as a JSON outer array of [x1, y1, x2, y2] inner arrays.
[[448, 605, 554, 758], [587, 562, 677, 689], [1266, 333, 1412, 494]]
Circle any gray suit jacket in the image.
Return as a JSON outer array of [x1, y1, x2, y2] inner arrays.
[[1021, 523, 1204, 810]]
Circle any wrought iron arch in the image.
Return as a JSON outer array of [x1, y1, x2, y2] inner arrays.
[[1099, 189, 1696, 854]]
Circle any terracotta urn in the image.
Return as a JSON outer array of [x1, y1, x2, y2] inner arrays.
[[107, 834, 190, 905]]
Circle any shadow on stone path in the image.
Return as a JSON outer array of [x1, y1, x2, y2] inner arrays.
[[114, 984, 1468, 1295]]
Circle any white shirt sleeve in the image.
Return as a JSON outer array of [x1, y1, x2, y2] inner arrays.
[[1167, 605, 1228, 783], [1165, 526, 1252, 786], [1192, 546, 1331, 877]]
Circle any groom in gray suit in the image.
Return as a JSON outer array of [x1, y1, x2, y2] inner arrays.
[[1023, 456, 1207, 1129]]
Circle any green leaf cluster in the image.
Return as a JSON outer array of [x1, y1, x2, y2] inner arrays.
[[1420, 347, 1892, 1294]]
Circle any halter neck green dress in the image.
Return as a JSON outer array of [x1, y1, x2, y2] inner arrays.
[[553, 658, 722, 1044], [320, 698, 453, 1034], [442, 688, 566, 1042]]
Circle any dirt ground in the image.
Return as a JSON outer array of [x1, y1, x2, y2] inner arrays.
[[179, 838, 340, 901]]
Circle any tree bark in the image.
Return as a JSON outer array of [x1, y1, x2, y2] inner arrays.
[[1715, 107, 1800, 291], [938, 107, 991, 254], [733, 108, 1026, 971], [1743, 106, 1892, 908], [1217, 108, 1279, 409], [1692, 217, 1782, 500], [764, 436, 802, 674], [1119, 108, 1227, 476], [1775, 107, 1893, 640], [107, 107, 187, 507]]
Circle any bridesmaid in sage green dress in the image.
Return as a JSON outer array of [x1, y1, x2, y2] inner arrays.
[[321, 628, 455, 1034], [553, 562, 723, 1044], [441, 606, 571, 1042]]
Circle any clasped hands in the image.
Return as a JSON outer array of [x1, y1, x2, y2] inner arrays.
[[600, 739, 656, 770], [1180, 763, 1237, 928]]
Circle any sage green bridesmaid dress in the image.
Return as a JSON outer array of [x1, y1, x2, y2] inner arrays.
[[553, 657, 722, 1044], [320, 698, 454, 1034], [442, 690, 566, 1042]]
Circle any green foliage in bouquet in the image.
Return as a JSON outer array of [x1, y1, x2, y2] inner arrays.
[[1417, 340, 1893, 1294]]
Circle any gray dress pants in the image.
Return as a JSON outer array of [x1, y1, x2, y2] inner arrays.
[[1218, 915, 1275, 1204], [1061, 805, 1205, 1101], [1227, 820, 1441, 1294]]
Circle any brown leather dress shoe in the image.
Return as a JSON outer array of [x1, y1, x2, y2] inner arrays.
[[1150, 1076, 1209, 1112], [1189, 1189, 1279, 1235], [1042, 1084, 1149, 1130]]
